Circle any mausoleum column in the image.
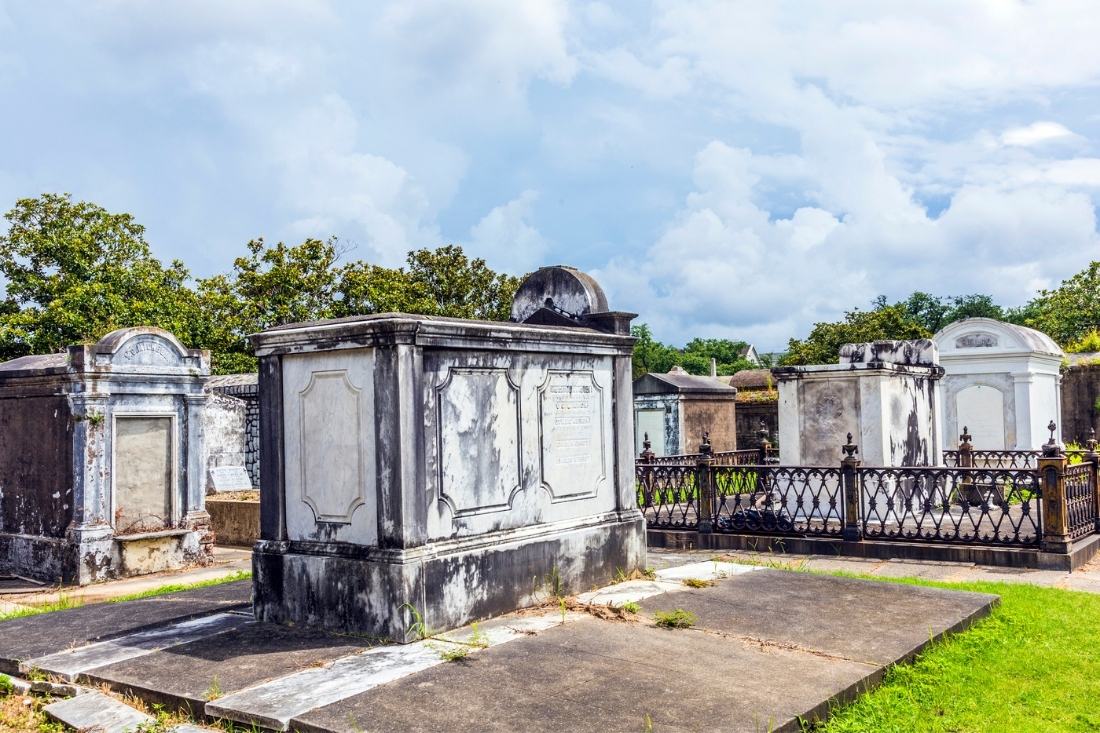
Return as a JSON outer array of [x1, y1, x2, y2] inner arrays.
[[1012, 372, 1034, 450], [183, 392, 208, 524], [68, 391, 111, 529], [612, 352, 637, 513]]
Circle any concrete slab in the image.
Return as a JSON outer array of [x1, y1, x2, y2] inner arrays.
[[640, 569, 997, 666], [290, 615, 877, 733], [0, 580, 250, 674], [27, 612, 250, 681], [44, 690, 152, 732], [84, 621, 374, 713], [207, 612, 584, 730]]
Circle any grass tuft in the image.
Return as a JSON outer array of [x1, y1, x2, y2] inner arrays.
[[682, 577, 714, 589], [653, 608, 696, 629]]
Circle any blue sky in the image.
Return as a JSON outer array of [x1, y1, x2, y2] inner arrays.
[[2, 1, 1099, 351]]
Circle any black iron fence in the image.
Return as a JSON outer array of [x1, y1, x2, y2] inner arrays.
[[636, 426, 1100, 554]]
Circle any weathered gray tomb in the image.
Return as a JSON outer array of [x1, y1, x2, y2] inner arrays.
[[633, 367, 739, 456], [251, 265, 646, 639], [774, 340, 944, 467], [0, 328, 212, 584]]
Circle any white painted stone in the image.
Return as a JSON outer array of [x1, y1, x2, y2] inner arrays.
[[655, 561, 760, 582], [281, 349, 377, 543], [934, 318, 1064, 450], [209, 465, 253, 492], [26, 613, 249, 680], [44, 691, 152, 733]]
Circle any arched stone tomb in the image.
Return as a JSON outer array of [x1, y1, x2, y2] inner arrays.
[[0, 328, 212, 584], [250, 265, 645, 640], [934, 318, 1063, 451]]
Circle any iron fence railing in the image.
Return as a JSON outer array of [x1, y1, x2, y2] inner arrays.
[[944, 448, 1089, 469], [711, 465, 844, 536], [637, 425, 1100, 554], [1065, 462, 1098, 540], [857, 466, 1041, 546]]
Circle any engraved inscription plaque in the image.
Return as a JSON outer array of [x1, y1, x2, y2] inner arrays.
[[538, 370, 605, 501], [298, 370, 365, 523]]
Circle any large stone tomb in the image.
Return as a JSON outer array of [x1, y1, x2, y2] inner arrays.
[[0, 327, 212, 584], [933, 318, 1063, 450], [251, 266, 646, 640], [773, 340, 944, 520]]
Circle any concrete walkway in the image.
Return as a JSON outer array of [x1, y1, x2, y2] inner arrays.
[[649, 547, 1100, 593], [0, 560, 994, 732], [0, 547, 251, 614]]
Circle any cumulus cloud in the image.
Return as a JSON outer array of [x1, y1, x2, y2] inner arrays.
[[1001, 122, 1079, 147], [467, 190, 549, 275]]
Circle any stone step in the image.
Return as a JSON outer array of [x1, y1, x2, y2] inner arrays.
[[44, 691, 152, 733], [206, 611, 577, 731], [26, 612, 249, 681]]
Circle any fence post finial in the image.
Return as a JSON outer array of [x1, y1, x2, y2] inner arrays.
[[1043, 421, 1064, 458], [840, 432, 861, 542], [639, 433, 655, 463], [699, 430, 712, 456]]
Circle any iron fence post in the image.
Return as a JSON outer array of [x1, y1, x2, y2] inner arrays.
[[639, 432, 655, 464], [1086, 428, 1100, 533], [957, 427, 983, 506], [841, 433, 862, 542], [757, 419, 771, 464], [697, 431, 715, 533], [1039, 421, 1071, 553]]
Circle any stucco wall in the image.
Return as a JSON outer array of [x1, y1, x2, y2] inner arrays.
[[201, 392, 248, 493], [682, 397, 737, 452], [0, 395, 73, 539], [1062, 364, 1100, 443], [736, 400, 779, 449]]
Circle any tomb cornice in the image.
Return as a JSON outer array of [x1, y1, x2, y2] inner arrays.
[[250, 313, 634, 357]]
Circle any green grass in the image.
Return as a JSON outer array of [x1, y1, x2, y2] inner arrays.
[[0, 595, 84, 623], [653, 608, 697, 629], [107, 569, 251, 603], [816, 575, 1100, 732]]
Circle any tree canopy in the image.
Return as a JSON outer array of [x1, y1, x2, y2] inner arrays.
[[631, 325, 757, 379], [0, 194, 521, 373]]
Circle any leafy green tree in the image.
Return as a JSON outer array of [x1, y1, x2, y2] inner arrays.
[[197, 237, 343, 373], [0, 193, 201, 360], [942, 294, 1005, 325], [631, 324, 680, 379], [402, 245, 519, 321], [783, 305, 931, 366], [1014, 262, 1100, 347]]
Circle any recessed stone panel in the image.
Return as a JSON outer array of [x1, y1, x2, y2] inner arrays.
[[435, 368, 522, 516], [538, 370, 606, 501], [114, 416, 173, 534], [282, 350, 376, 545], [299, 371, 365, 523]]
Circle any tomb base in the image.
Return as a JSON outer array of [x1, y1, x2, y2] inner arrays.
[[252, 512, 646, 641]]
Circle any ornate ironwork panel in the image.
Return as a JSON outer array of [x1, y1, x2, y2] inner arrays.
[[1064, 462, 1097, 540], [711, 465, 844, 536], [635, 464, 699, 528], [859, 466, 1041, 545]]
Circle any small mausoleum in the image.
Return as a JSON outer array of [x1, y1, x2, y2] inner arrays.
[[773, 340, 944, 467], [933, 318, 1063, 451], [728, 368, 779, 450], [250, 265, 646, 640], [0, 327, 212, 584], [632, 367, 739, 456]]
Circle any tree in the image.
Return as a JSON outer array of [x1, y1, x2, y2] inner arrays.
[[0, 193, 201, 360], [197, 237, 343, 373], [1014, 262, 1100, 347], [631, 324, 680, 378], [402, 245, 520, 321], [783, 305, 931, 366], [895, 292, 1005, 334]]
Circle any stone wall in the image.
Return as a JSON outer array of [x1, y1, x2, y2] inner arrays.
[[682, 397, 737, 452], [736, 399, 779, 449], [201, 393, 247, 493], [1062, 364, 1100, 443], [207, 377, 260, 488]]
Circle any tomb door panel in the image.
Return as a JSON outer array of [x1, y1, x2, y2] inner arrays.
[[956, 385, 1006, 450], [636, 409, 666, 456], [113, 416, 174, 534]]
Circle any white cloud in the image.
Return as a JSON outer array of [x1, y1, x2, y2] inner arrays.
[[1002, 121, 1078, 147], [467, 190, 548, 274]]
